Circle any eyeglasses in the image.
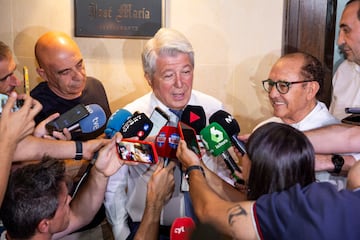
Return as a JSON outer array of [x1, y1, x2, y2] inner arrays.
[[262, 79, 315, 94]]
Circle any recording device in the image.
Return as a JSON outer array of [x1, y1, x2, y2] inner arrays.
[[45, 104, 89, 132], [200, 122, 245, 185], [120, 112, 153, 140], [23, 66, 30, 95], [116, 139, 158, 164], [178, 121, 201, 157], [0, 94, 24, 114], [68, 104, 107, 133], [104, 108, 132, 138], [345, 107, 360, 114], [181, 105, 206, 149], [155, 126, 180, 159], [341, 114, 360, 125], [148, 107, 170, 136], [181, 105, 206, 133], [170, 217, 196, 240], [209, 110, 246, 155]]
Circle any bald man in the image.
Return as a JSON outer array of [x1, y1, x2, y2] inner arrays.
[[31, 31, 111, 141], [30, 31, 112, 237]]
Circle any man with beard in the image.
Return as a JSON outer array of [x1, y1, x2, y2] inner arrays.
[[330, 0, 360, 120]]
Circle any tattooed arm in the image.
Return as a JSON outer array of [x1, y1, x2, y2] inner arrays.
[[177, 141, 256, 239]]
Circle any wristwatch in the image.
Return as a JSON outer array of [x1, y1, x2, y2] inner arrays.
[[331, 154, 344, 174]]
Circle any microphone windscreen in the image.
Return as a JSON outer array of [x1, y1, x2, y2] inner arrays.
[[155, 126, 180, 158], [104, 109, 132, 138], [120, 113, 153, 140], [200, 122, 232, 157], [170, 217, 196, 240], [181, 105, 206, 134], [209, 110, 240, 136], [78, 104, 107, 133]]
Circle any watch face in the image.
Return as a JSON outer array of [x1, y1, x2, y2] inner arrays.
[[333, 155, 344, 165], [332, 154, 344, 174]]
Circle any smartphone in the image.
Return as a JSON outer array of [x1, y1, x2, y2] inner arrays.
[[45, 104, 89, 133], [117, 139, 158, 164], [341, 114, 360, 125], [148, 107, 170, 136], [345, 107, 360, 114], [0, 93, 24, 114], [178, 121, 201, 157]]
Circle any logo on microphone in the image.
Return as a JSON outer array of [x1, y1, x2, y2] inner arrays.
[[156, 132, 166, 147], [168, 133, 180, 149], [210, 126, 229, 150], [225, 114, 233, 124], [189, 111, 200, 123]]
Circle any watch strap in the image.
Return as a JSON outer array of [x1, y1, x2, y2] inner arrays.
[[75, 141, 83, 160], [185, 165, 205, 182]]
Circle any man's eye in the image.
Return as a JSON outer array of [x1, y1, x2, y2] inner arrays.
[[163, 73, 174, 79], [60, 70, 70, 76]]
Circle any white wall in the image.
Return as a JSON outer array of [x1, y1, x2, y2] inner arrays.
[[0, 0, 284, 133]]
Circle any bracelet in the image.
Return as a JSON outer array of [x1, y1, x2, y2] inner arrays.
[[185, 165, 205, 181], [74, 141, 83, 160]]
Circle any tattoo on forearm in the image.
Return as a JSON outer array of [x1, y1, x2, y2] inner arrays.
[[227, 204, 247, 225]]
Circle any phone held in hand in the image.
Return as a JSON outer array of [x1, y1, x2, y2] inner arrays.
[[148, 106, 170, 136], [341, 114, 360, 125], [117, 138, 158, 164], [178, 121, 201, 157], [45, 104, 89, 133], [0, 93, 24, 115]]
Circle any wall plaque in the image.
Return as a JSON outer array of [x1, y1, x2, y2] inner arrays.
[[75, 0, 164, 38]]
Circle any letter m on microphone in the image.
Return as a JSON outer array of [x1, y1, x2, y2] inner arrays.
[[200, 122, 232, 156]]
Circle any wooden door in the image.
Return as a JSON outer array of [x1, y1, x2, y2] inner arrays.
[[283, 0, 337, 106]]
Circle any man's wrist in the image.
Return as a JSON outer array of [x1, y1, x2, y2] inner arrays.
[[185, 165, 205, 182]]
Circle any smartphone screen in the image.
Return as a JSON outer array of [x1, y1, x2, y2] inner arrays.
[[0, 93, 23, 114], [117, 139, 158, 164], [178, 121, 201, 156], [149, 107, 169, 136]]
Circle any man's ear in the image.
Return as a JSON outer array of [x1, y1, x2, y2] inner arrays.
[[307, 81, 320, 99], [37, 218, 50, 233], [36, 67, 48, 81], [145, 73, 152, 87]]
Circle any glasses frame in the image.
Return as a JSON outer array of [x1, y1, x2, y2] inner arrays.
[[262, 79, 315, 94]]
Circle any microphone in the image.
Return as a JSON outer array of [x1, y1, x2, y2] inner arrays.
[[200, 122, 245, 184], [120, 112, 153, 140], [155, 126, 180, 159], [181, 105, 206, 134], [104, 109, 132, 138], [170, 217, 196, 240], [68, 104, 107, 133], [209, 110, 246, 155], [181, 105, 206, 148]]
